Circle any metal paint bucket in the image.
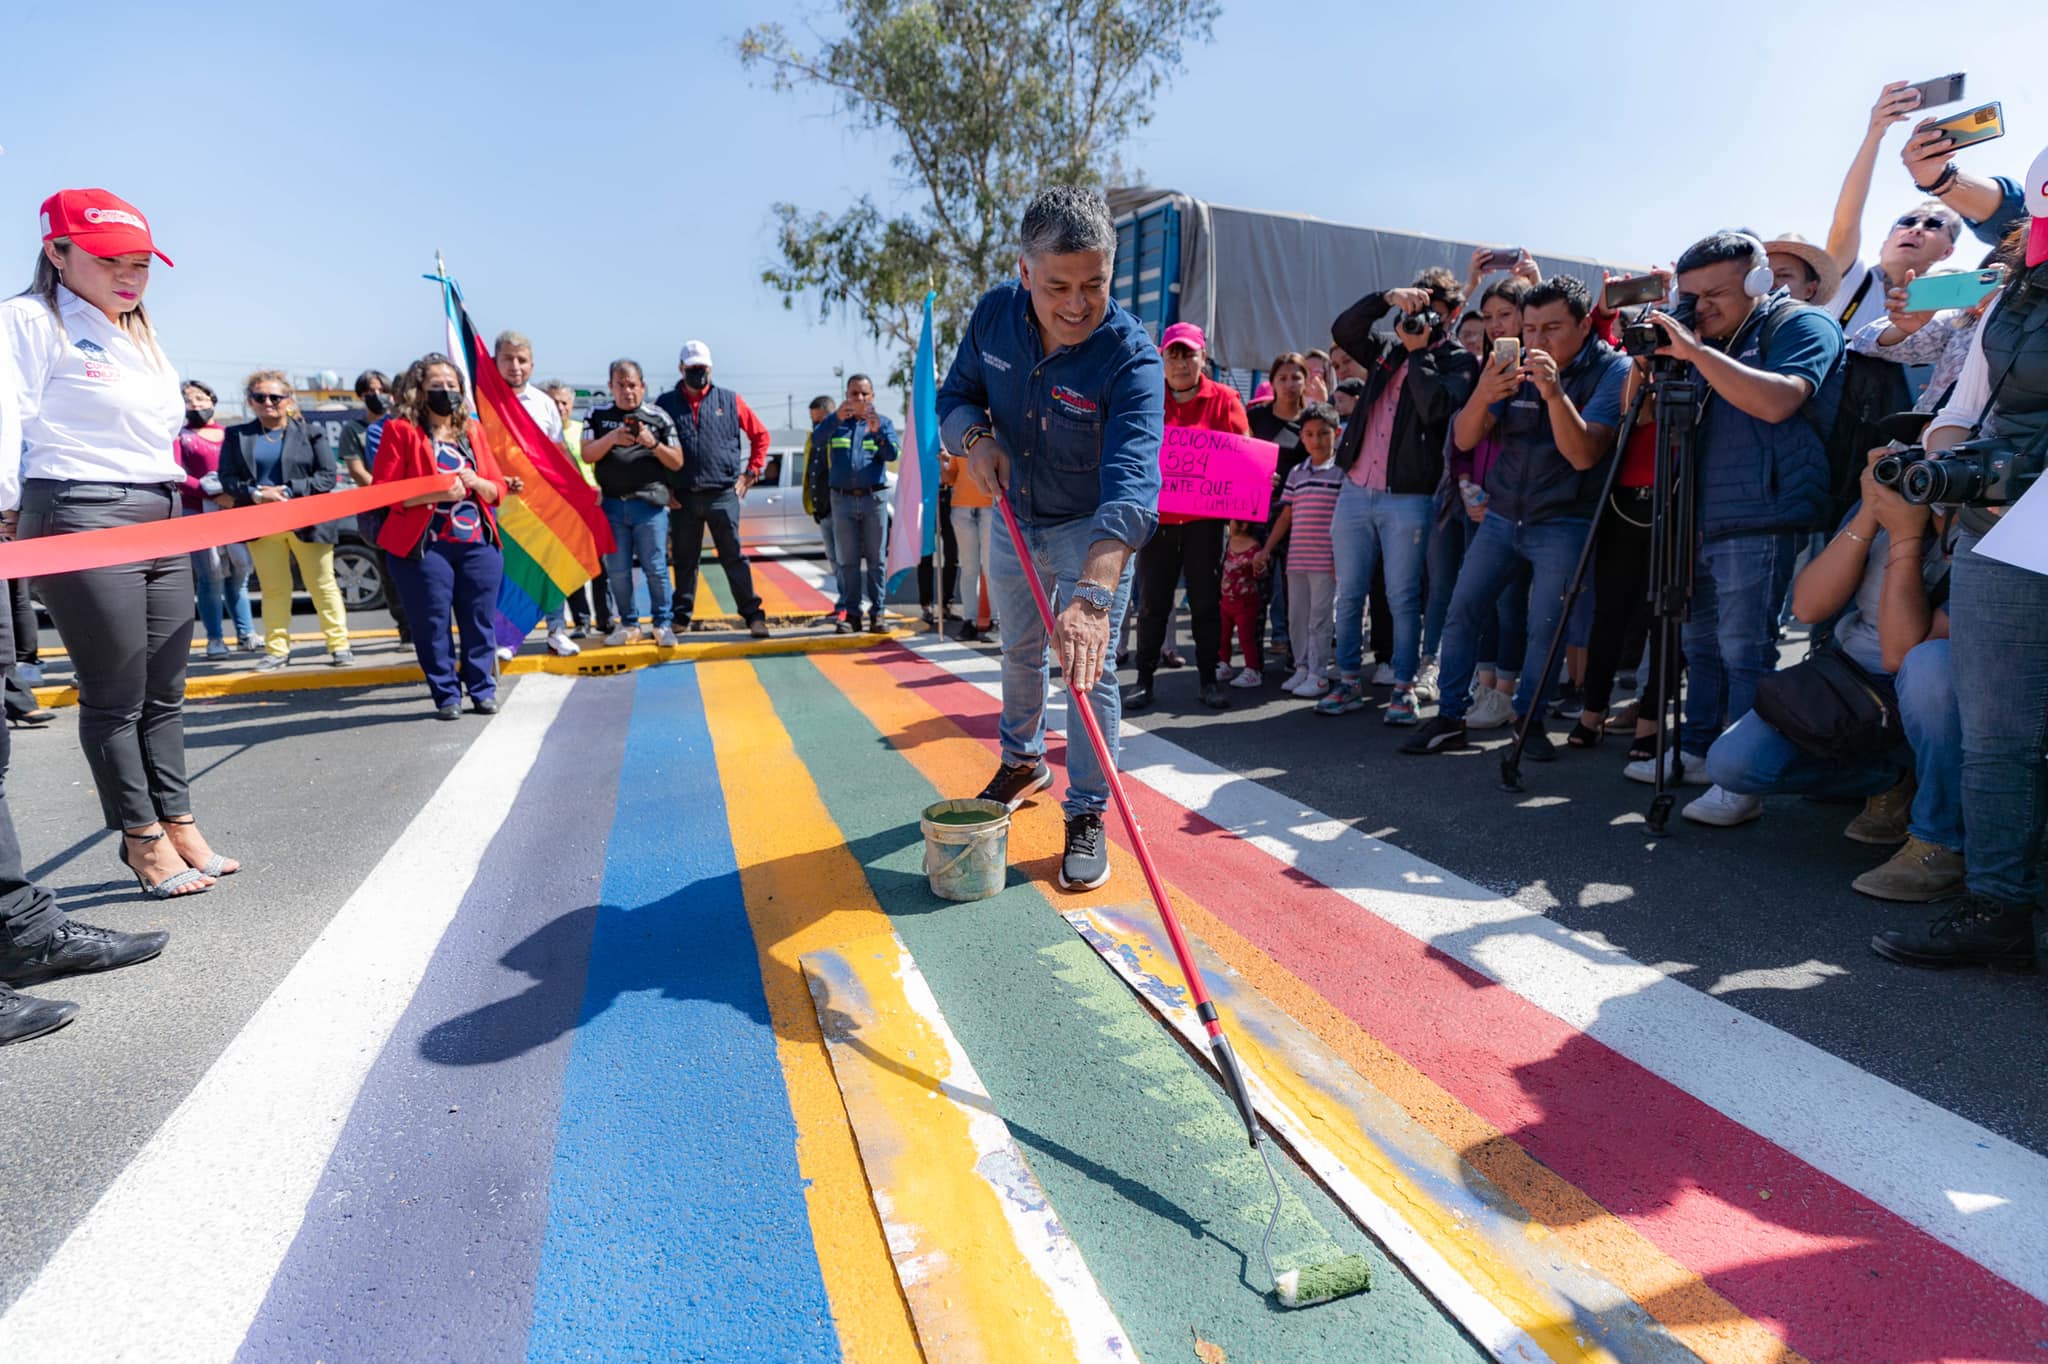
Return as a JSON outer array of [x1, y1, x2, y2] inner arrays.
[[920, 798, 1011, 902]]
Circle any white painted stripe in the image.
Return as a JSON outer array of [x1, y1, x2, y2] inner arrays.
[[902, 635, 2048, 1301], [0, 675, 576, 1363]]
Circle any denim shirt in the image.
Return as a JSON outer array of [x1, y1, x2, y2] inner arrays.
[[937, 278, 1163, 549], [812, 412, 898, 490]]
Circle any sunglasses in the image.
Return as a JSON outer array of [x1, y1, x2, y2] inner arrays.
[[1894, 215, 1953, 233], [247, 392, 289, 406]]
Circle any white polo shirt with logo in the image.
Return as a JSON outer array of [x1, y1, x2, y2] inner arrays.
[[0, 283, 183, 488]]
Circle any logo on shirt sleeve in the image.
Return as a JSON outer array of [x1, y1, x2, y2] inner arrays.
[[1050, 385, 1099, 418]]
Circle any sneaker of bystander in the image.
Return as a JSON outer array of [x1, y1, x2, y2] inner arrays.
[[1465, 687, 1516, 730], [1681, 784, 1763, 826]]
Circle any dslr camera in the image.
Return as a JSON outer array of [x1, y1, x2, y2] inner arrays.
[[1872, 435, 2044, 507], [1397, 307, 1442, 338], [1621, 295, 1697, 358]]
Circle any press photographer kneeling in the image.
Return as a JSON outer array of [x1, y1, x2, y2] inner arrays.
[[1627, 232, 1845, 812]]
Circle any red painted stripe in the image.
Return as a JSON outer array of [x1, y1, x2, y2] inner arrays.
[[755, 559, 833, 611], [869, 644, 2048, 1363]]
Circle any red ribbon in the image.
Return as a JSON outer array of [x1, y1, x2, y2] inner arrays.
[[0, 476, 450, 578]]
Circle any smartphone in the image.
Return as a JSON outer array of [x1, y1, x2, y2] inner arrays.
[[1903, 266, 2007, 312], [1483, 247, 1523, 271], [1905, 72, 1966, 110], [1601, 273, 1668, 310], [1491, 337, 1521, 369], [1926, 100, 2005, 149]]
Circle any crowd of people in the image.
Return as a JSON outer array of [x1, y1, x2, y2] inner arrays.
[[0, 79, 2043, 1045]]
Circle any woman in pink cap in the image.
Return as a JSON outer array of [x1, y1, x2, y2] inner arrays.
[[0, 189, 236, 900]]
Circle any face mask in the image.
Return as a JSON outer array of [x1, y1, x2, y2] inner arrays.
[[363, 391, 390, 416], [184, 407, 213, 429], [683, 367, 711, 391], [425, 388, 462, 417]]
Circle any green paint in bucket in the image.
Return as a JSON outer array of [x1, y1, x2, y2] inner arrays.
[[920, 798, 1011, 901]]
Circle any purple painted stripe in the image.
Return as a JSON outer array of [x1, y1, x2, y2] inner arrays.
[[234, 675, 631, 1364]]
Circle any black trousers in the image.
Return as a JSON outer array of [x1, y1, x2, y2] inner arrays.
[[19, 481, 194, 830], [9, 577, 38, 665], [917, 491, 961, 608], [566, 574, 615, 631], [0, 589, 60, 949], [1583, 488, 1676, 718], [1134, 520, 1225, 682], [669, 487, 763, 625]]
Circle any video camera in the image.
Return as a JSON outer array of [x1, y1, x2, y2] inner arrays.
[[1621, 295, 1698, 358], [1872, 435, 2044, 507], [1397, 308, 1442, 338]]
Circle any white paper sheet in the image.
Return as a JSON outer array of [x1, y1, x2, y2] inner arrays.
[[1972, 475, 2048, 576]]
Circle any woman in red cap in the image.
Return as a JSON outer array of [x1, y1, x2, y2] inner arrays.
[[0, 189, 235, 899]]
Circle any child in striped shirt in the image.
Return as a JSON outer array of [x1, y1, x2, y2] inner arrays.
[[1258, 404, 1343, 697]]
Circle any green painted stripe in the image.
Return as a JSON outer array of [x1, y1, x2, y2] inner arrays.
[[756, 655, 1483, 1364], [681, 559, 739, 616]]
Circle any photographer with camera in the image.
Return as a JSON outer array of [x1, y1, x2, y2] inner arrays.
[[1315, 267, 1477, 723], [1869, 157, 2048, 969], [1401, 275, 1627, 757], [1619, 233, 1844, 813]]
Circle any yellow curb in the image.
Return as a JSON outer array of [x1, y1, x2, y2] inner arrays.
[[26, 629, 916, 709]]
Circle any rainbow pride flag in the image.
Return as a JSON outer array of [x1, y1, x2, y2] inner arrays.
[[431, 266, 613, 648]]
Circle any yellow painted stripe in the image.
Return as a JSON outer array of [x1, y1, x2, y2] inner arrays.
[[696, 660, 923, 1364], [811, 648, 1801, 1364]]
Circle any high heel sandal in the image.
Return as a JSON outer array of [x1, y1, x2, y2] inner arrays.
[[119, 830, 213, 900], [161, 815, 238, 877]]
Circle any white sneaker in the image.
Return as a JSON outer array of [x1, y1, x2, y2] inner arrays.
[[495, 645, 516, 662], [604, 625, 638, 647], [654, 626, 678, 648], [1414, 657, 1439, 703], [1282, 667, 1310, 695], [1295, 674, 1330, 698], [1465, 687, 1516, 730], [1622, 748, 1713, 786], [1216, 662, 1236, 683], [1230, 666, 1263, 689], [1370, 662, 1396, 686], [546, 630, 581, 657], [1682, 784, 1763, 827]]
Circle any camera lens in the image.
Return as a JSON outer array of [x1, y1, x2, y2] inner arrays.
[[1871, 453, 1906, 487], [1902, 457, 1980, 505]]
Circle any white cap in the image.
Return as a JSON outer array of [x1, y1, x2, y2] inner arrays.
[[680, 340, 713, 369]]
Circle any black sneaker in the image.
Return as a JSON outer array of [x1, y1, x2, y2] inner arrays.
[[1199, 681, 1230, 709], [1123, 679, 1156, 712], [1057, 813, 1110, 892], [1399, 715, 1469, 755], [834, 618, 857, 635], [957, 623, 982, 643], [0, 919, 170, 989], [867, 613, 888, 634], [1870, 895, 2037, 969], [977, 760, 1053, 812], [1521, 726, 1557, 762], [0, 984, 78, 1046], [1550, 682, 1583, 719]]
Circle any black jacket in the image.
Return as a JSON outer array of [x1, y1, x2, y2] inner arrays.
[[218, 418, 342, 543], [1330, 292, 1479, 495]]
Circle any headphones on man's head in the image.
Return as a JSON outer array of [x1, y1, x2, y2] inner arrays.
[[1732, 232, 1775, 299]]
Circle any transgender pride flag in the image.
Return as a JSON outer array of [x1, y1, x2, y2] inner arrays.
[[427, 259, 613, 648], [885, 291, 941, 594]]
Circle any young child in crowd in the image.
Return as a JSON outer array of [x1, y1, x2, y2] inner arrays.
[[1217, 521, 1264, 687], [1258, 404, 1344, 697]]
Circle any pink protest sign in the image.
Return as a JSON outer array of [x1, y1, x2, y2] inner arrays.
[[1157, 426, 1280, 520]]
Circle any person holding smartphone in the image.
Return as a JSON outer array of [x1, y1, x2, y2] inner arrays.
[[583, 359, 684, 646], [813, 373, 900, 633]]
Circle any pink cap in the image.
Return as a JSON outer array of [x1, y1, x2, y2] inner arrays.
[[2025, 145, 2048, 268], [39, 188, 173, 265], [1250, 381, 1274, 404], [1159, 321, 1206, 353]]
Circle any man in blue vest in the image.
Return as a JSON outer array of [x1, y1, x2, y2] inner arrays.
[[655, 340, 772, 639], [937, 185, 1164, 893]]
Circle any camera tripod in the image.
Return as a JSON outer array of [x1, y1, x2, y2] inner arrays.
[[1498, 361, 1701, 835]]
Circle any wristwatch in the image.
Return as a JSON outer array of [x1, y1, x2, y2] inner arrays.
[[1071, 581, 1115, 613]]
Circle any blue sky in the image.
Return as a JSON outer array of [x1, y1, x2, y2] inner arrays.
[[2, 1, 2042, 422]]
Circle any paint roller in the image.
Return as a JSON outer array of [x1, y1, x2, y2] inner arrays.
[[994, 496, 1371, 1309]]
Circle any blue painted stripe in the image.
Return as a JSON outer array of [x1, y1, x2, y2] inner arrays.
[[526, 663, 838, 1363], [236, 676, 631, 1364]]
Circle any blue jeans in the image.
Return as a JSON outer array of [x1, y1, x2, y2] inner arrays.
[[1330, 482, 1431, 684], [191, 546, 252, 646], [986, 513, 1136, 819], [1680, 532, 1798, 755], [601, 497, 670, 627], [390, 538, 504, 709], [832, 492, 887, 617], [1949, 532, 2048, 905], [1704, 638, 1962, 849], [1436, 512, 1589, 721]]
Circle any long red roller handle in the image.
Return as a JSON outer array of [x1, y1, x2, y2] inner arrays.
[[995, 495, 1266, 1146]]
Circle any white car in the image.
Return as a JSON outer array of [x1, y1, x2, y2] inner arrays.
[[729, 443, 895, 551]]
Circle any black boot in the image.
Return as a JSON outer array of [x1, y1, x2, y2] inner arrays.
[[1123, 676, 1156, 712], [0, 983, 78, 1045], [1870, 895, 2037, 969], [0, 919, 171, 989]]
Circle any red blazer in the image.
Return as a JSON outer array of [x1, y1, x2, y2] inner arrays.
[[375, 417, 507, 557]]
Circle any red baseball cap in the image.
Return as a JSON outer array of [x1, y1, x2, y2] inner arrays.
[[39, 189, 173, 266]]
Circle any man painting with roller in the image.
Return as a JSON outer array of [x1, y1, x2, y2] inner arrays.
[[938, 186, 1164, 893]]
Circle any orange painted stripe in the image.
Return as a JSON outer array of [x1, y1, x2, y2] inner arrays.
[[809, 648, 1803, 1364]]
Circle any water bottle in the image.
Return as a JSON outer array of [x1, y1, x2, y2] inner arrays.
[[1458, 477, 1487, 509]]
